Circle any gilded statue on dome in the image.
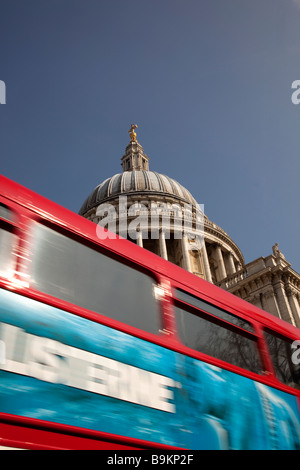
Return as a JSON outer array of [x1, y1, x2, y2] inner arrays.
[[129, 124, 138, 142]]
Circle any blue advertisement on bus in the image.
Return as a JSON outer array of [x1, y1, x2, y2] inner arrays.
[[0, 287, 300, 450]]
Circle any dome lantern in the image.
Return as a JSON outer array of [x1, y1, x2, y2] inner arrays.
[[121, 124, 149, 172]]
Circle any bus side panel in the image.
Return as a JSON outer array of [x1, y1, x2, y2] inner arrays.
[[0, 288, 300, 450], [178, 356, 300, 449]]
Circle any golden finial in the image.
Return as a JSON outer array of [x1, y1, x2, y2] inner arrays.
[[129, 124, 138, 142]]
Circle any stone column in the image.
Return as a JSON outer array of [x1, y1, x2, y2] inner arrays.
[[202, 241, 213, 283], [159, 230, 168, 261], [227, 252, 236, 275], [181, 234, 192, 273], [273, 281, 296, 326], [286, 288, 300, 329], [137, 230, 143, 248], [261, 288, 281, 318], [214, 244, 227, 280]]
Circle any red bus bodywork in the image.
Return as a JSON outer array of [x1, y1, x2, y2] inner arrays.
[[0, 174, 299, 450]]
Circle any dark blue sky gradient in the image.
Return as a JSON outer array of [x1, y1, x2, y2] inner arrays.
[[1, 0, 300, 271]]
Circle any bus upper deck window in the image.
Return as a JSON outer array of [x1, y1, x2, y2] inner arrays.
[[0, 205, 16, 278], [264, 330, 300, 390], [0, 204, 14, 223], [30, 223, 160, 334], [176, 288, 254, 332], [174, 304, 262, 374]]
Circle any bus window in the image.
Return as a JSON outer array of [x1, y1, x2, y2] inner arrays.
[[0, 205, 16, 278], [264, 330, 300, 390], [0, 204, 14, 223], [176, 288, 254, 332], [175, 305, 262, 374], [30, 223, 160, 334]]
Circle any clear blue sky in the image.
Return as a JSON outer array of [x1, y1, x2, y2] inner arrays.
[[1, 0, 300, 272]]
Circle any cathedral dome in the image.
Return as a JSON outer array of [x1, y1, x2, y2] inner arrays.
[[79, 125, 244, 284], [79, 170, 198, 215]]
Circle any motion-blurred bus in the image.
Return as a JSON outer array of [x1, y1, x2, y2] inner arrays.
[[0, 175, 300, 450]]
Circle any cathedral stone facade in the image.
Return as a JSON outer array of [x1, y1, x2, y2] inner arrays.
[[79, 127, 300, 328]]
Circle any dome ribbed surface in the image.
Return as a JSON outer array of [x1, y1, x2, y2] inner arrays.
[[79, 170, 198, 215]]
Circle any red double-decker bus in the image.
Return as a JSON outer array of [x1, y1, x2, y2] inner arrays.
[[0, 174, 300, 450]]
